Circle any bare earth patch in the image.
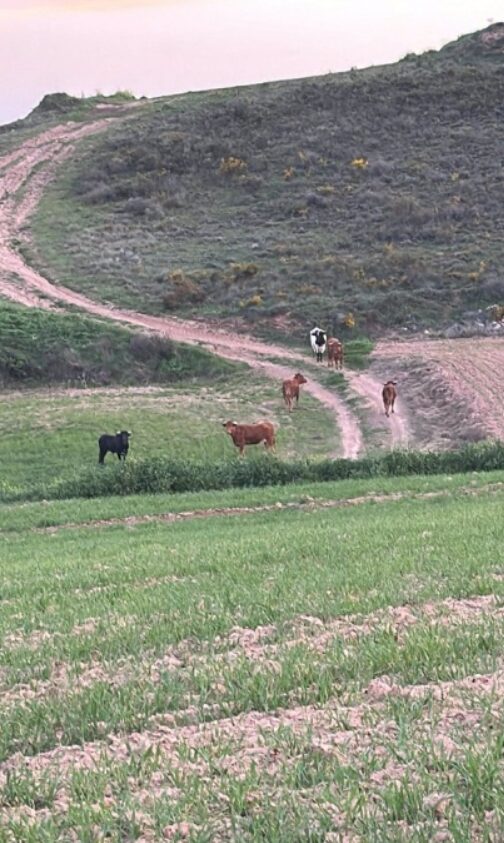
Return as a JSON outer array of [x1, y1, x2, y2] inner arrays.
[[1, 588, 504, 840], [1, 662, 504, 840], [373, 337, 504, 450], [1, 592, 502, 709]]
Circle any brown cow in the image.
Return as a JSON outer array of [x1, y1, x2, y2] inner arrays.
[[382, 381, 397, 417], [222, 420, 276, 456], [282, 372, 307, 412], [327, 337, 344, 370]]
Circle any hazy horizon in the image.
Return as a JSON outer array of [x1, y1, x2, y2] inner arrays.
[[1, 0, 502, 127]]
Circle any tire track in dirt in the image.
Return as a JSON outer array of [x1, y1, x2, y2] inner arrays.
[[375, 337, 504, 444], [0, 118, 364, 458], [345, 369, 411, 448]]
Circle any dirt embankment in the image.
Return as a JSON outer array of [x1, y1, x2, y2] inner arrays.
[[373, 337, 504, 449]]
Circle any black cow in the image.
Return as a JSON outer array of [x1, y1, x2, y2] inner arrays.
[[98, 430, 131, 464]]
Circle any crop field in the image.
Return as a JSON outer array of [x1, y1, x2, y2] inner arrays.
[[372, 337, 504, 451], [1, 473, 504, 841], [0, 377, 337, 496]]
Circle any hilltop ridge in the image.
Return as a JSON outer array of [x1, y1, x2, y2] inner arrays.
[[8, 22, 504, 337]]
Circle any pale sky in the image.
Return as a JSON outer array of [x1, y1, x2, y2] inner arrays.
[[1, 0, 502, 126]]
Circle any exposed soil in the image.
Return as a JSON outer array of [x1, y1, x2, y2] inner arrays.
[[2, 647, 503, 842], [372, 337, 504, 449], [2, 591, 502, 707], [345, 368, 411, 448]]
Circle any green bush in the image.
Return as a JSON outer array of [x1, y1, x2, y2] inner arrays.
[[4, 440, 504, 503]]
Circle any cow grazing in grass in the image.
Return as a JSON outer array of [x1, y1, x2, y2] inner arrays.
[[382, 382, 397, 417], [222, 420, 276, 456], [327, 337, 344, 370], [282, 372, 307, 412], [98, 430, 131, 464], [309, 327, 327, 363]]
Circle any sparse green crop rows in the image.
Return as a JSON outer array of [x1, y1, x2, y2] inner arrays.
[[1, 474, 504, 840]]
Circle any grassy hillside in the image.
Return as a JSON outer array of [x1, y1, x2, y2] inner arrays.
[[0, 300, 236, 388], [1, 475, 504, 840], [27, 23, 504, 336]]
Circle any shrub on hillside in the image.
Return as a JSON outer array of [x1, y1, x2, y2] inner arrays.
[[161, 269, 206, 310], [128, 333, 175, 363], [219, 156, 248, 175]]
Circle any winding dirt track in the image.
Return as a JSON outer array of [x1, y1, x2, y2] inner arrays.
[[345, 369, 410, 447], [0, 116, 409, 458]]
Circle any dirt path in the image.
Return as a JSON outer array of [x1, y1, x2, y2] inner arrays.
[[345, 369, 411, 448], [374, 337, 504, 447], [0, 118, 371, 458]]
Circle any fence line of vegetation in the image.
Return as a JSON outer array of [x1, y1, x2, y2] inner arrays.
[[2, 440, 503, 504]]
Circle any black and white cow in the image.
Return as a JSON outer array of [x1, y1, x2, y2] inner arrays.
[[309, 327, 327, 363], [98, 430, 131, 464]]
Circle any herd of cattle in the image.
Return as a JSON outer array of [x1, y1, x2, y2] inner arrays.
[[98, 328, 398, 461]]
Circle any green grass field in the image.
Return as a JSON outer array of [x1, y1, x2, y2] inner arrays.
[[0, 377, 338, 497], [1, 472, 504, 840]]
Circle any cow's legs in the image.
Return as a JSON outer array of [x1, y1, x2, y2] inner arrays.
[[98, 449, 106, 465]]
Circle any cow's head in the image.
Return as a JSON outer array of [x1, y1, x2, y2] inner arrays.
[[293, 372, 308, 384], [116, 430, 131, 445], [222, 420, 237, 434], [383, 381, 397, 387]]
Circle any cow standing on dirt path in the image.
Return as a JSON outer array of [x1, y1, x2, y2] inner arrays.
[[382, 382, 397, 418], [98, 430, 131, 464], [310, 327, 327, 363], [282, 372, 308, 412], [327, 337, 344, 370], [222, 421, 276, 456]]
